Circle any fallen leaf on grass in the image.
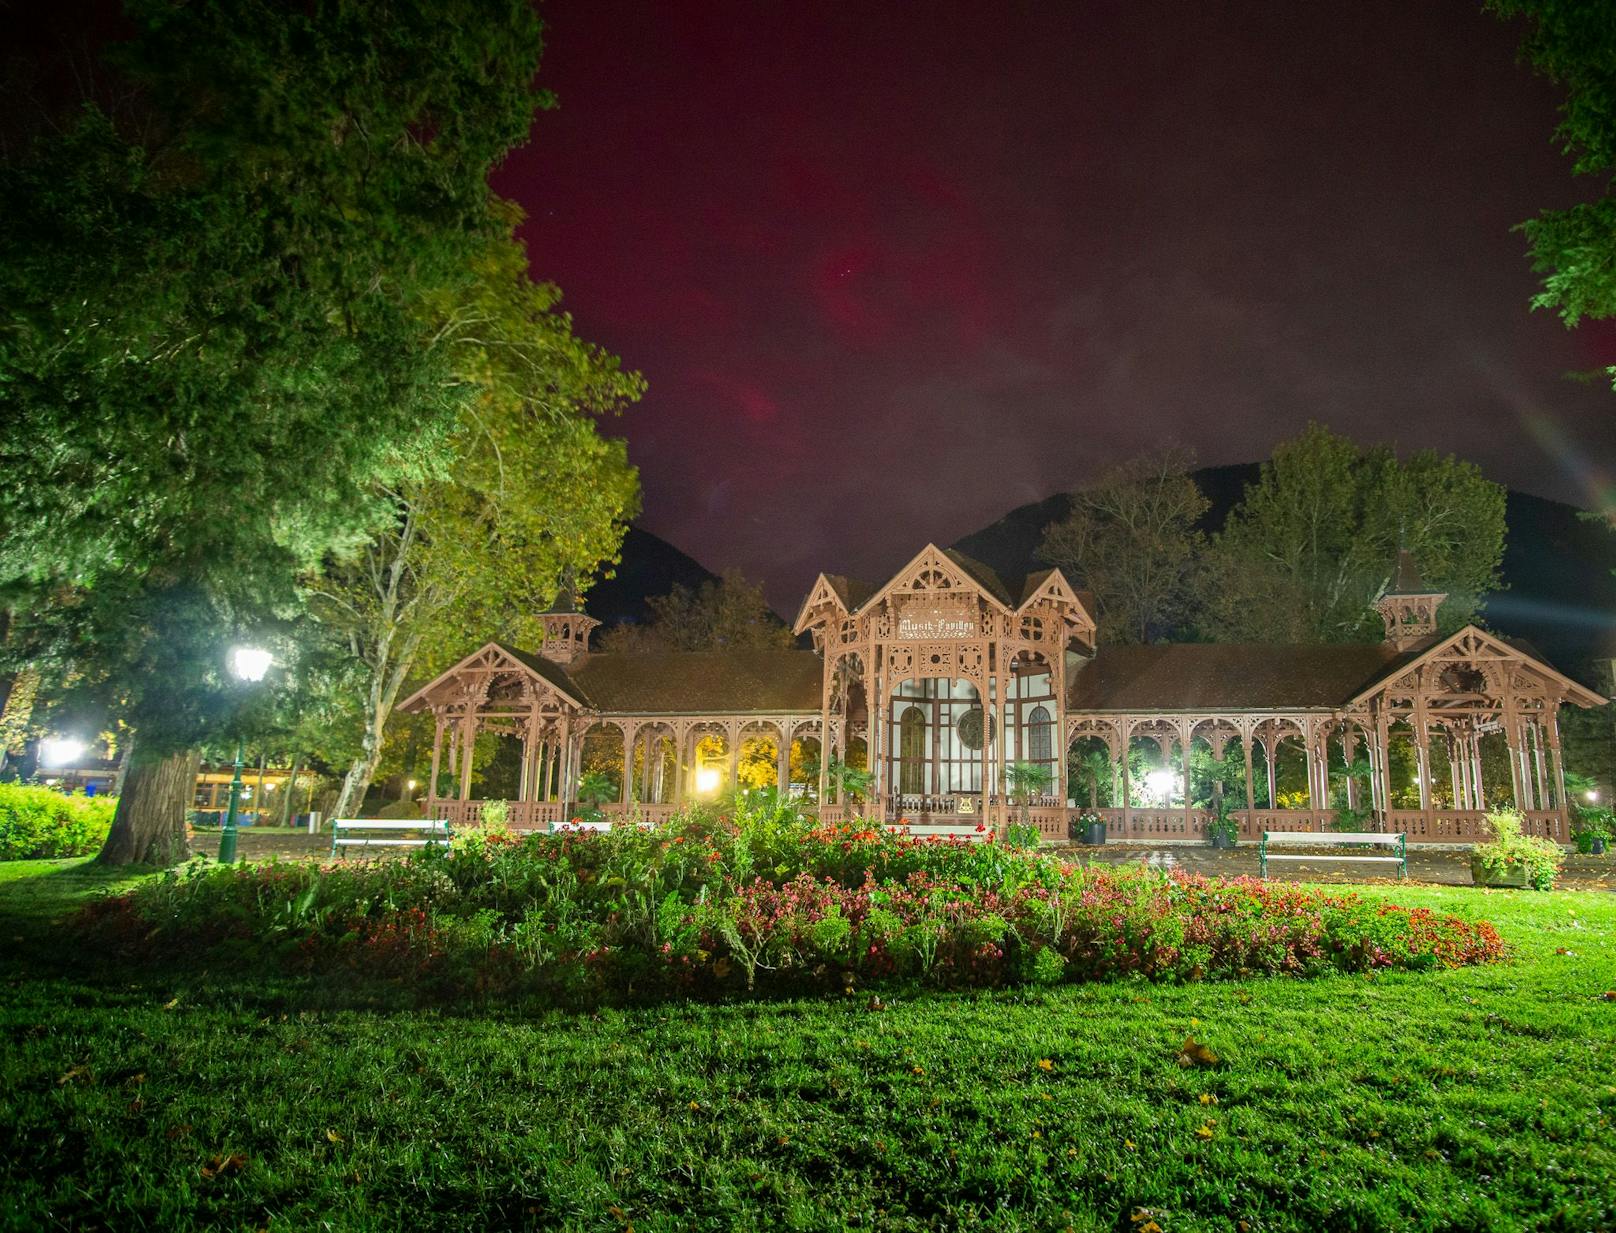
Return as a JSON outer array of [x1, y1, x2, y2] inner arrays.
[[162, 997, 181, 1011], [165, 1124, 193, 1141], [1603, 991, 1616, 1001], [1177, 1036, 1219, 1068], [1195, 1120, 1216, 1140], [1037, 1058, 1054, 1072], [199, 1153, 247, 1180], [325, 1129, 343, 1144], [866, 996, 885, 1012], [57, 1065, 90, 1085], [1199, 1092, 1218, 1105]]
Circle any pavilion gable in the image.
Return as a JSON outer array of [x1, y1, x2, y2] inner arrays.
[[1345, 625, 1606, 712], [857, 543, 1015, 618], [398, 641, 589, 716]]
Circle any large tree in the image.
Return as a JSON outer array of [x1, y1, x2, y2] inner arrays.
[[1488, 1, 1616, 370], [1196, 425, 1507, 644], [598, 570, 796, 653], [0, 0, 551, 863], [313, 213, 642, 822], [1036, 447, 1209, 644]]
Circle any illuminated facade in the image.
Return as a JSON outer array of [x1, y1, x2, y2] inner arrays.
[[400, 544, 1603, 843]]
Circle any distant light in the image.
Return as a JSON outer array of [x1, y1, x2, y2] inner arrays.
[[1586, 789, 1599, 803], [1145, 769, 1177, 802], [406, 779, 418, 792], [39, 737, 86, 768], [695, 767, 721, 794], [230, 645, 273, 682]]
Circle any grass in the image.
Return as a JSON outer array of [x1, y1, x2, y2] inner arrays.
[[1, 860, 1612, 1231]]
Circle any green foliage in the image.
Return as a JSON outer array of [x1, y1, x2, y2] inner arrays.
[[1474, 809, 1567, 890], [0, 786, 116, 860], [1004, 761, 1054, 802], [1198, 424, 1506, 642], [1569, 806, 1611, 853], [0, 2, 556, 760], [1489, 1, 1616, 362], [598, 568, 795, 653], [76, 808, 1507, 1008], [576, 771, 618, 808], [825, 756, 874, 805], [1037, 447, 1208, 644]]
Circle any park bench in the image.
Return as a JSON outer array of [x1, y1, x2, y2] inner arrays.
[[883, 821, 991, 843], [1259, 830, 1406, 880], [329, 818, 451, 859]]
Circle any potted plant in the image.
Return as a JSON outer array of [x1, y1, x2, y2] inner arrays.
[[1069, 809, 1106, 846], [1205, 782, 1238, 849], [1571, 813, 1610, 856], [1472, 808, 1565, 890]]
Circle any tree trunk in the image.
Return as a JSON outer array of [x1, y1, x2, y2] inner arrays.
[[332, 714, 388, 821], [98, 744, 200, 866], [276, 754, 302, 827]]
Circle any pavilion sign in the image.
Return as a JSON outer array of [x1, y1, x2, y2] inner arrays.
[[896, 611, 978, 640]]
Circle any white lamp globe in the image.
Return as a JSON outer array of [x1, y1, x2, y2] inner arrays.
[[230, 645, 273, 683]]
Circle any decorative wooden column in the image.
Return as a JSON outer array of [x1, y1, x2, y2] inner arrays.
[[1180, 721, 1193, 836], [1547, 708, 1569, 830], [776, 725, 791, 794], [673, 727, 687, 807], [458, 713, 477, 802], [621, 723, 636, 805], [726, 721, 741, 791], [555, 716, 572, 808], [1530, 719, 1548, 812], [428, 715, 445, 810], [1121, 721, 1133, 837], [1242, 727, 1256, 815]]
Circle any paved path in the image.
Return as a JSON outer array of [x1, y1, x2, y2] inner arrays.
[[204, 828, 1615, 891]]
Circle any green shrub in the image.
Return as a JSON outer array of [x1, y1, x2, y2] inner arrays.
[[1474, 809, 1566, 890], [374, 799, 424, 820], [0, 784, 117, 860]]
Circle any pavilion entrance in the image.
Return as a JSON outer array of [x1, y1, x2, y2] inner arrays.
[[887, 678, 986, 814]]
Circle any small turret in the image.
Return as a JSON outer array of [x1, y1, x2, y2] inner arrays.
[[537, 583, 599, 666], [1374, 550, 1445, 650]]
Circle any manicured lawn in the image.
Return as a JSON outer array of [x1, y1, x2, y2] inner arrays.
[[1, 860, 1611, 1231]]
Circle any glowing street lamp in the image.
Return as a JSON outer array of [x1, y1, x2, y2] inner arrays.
[[38, 736, 87, 769], [695, 766, 721, 795], [1586, 789, 1599, 803], [217, 645, 272, 865]]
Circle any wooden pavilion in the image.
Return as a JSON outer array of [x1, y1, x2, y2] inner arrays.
[[399, 544, 1604, 844]]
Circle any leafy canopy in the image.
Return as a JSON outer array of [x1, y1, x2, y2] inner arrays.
[[0, 0, 551, 756], [1197, 425, 1506, 643]]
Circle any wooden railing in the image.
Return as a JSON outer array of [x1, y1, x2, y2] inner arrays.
[[428, 799, 1572, 845]]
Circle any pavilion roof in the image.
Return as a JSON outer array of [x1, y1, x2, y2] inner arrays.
[[569, 649, 823, 714], [823, 574, 877, 612], [1065, 642, 1420, 711]]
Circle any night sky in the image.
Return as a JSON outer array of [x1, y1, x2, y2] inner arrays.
[[494, 1, 1616, 610]]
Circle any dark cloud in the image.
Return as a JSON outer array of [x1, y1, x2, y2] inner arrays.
[[495, 0, 1616, 610]]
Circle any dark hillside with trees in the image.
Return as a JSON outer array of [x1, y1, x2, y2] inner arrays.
[[954, 464, 1616, 687]]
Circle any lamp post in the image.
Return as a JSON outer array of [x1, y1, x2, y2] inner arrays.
[[217, 645, 272, 865]]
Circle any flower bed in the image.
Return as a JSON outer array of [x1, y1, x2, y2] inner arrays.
[[75, 808, 1504, 1002]]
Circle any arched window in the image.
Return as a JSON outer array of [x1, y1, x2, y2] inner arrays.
[[899, 705, 926, 795], [1027, 705, 1053, 765]]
